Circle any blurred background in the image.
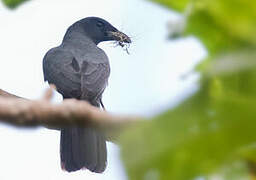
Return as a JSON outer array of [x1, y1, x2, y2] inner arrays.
[[2, 0, 255, 180], [0, 0, 204, 179]]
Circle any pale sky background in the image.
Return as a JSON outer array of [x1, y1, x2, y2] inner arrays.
[[0, 0, 206, 179]]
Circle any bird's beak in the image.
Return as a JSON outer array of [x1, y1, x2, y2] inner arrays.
[[107, 30, 131, 43]]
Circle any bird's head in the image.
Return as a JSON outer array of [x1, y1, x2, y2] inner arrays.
[[78, 17, 131, 45]]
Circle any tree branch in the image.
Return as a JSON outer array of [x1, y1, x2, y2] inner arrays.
[[0, 89, 21, 98], [0, 87, 141, 142]]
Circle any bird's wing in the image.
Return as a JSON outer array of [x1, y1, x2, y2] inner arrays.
[[43, 48, 82, 98], [80, 61, 110, 104]]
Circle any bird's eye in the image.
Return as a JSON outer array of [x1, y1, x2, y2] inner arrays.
[[96, 21, 104, 27]]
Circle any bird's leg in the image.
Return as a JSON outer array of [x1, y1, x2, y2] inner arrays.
[[100, 99, 106, 111]]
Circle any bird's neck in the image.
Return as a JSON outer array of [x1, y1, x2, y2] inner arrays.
[[62, 25, 98, 48]]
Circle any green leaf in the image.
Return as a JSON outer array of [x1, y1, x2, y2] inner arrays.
[[184, 10, 250, 56], [120, 64, 256, 179], [202, 0, 256, 45], [2, 0, 30, 9], [151, 0, 190, 12], [121, 1, 256, 179], [153, 0, 256, 55]]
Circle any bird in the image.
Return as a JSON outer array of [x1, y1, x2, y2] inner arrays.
[[42, 17, 131, 173]]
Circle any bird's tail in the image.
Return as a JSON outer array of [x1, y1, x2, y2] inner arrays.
[[60, 127, 107, 173]]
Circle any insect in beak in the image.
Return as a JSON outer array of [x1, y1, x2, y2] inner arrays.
[[108, 31, 132, 54]]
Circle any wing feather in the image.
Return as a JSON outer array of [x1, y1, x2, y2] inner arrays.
[[43, 48, 81, 98], [43, 47, 110, 101]]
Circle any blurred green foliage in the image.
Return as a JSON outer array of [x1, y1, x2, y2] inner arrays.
[[2, 0, 29, 9], [121, 0, 256, 179], [151, 0, 189, 12]]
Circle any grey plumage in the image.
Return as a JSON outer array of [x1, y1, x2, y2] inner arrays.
[[43, 17, 131, 173]]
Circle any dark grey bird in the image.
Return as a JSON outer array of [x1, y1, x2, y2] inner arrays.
[[42, 17, 131, 173]]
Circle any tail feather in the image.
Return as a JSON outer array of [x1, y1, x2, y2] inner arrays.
[[60, 127, 107, 172], [60, 128, 78, 171], [95, 133, 107, 172]]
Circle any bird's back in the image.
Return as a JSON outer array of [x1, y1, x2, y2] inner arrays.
[[43, 44, 110, 101], [43, 45, 108, 172]]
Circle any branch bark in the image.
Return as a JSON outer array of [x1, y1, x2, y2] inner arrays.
[[0, 89, 21, 98], [0, 87, 141, 142]]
